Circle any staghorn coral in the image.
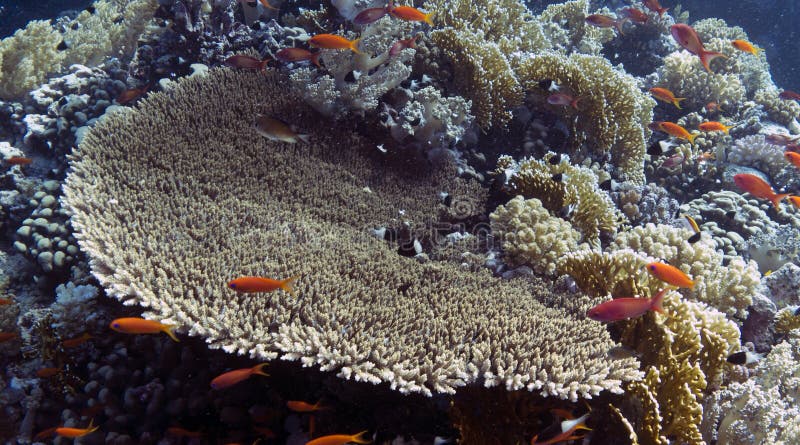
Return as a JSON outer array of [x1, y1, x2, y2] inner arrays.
[[61, 67, 641, 399], [701, 335, 800, 445], [289, 16, 415, 117], [490, 196, 587, 276], [496, 154, 622, 247], [613, 223, 759, 318], [514, 52, 654, 184], [0, 0, 157, 99], [621, 291, 740, 445]]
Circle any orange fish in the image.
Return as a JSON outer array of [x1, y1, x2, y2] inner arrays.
[[62, 332, 93, 348], [642, 0, 668, 17], [653, 121, 696, 145], [306, 431, 371, 445], [649, 87, 685, 109], [780, 90, 800, 101], [388, 0, 434, 26], [786, 151, 800, 169], [0, 296, 14, 305], [0, 332, 18, 343], [55, 419, 99, 438], [287, 400, 327, 413], [671, 24, 727, 72], [210, 363, 269, 389], [258, 0, 279, 10], [34, 427, 59, 440], [695, 151, 716, 163], [619, 7, 648, 24], [587, 289, 666, 322], [705, 101, 723, 114], [788, 196, 800, 208], [5, 156, 33, 166], [647, 263, 694, 288], [228, 276, 297, 295], [167, 427, 203, 438], [225, 54, 270, 72], [116, 85, 149, 105], [309, 34, 362, 54], [585, 14, 628, 35], [766, 133, 800, 146], [698, 121, 734, 133], [36, 367, 62, 378], [109, 317, 179, 342], [733, 173, 788, 210], [389, 36, 417, 57], [731, 39, 761, 55], [276, 48, 321, 68]]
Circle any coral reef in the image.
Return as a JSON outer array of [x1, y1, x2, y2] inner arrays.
[[0, 0, 157, 99], [490, 196, 588, 276], [383, 85, 474, 148], [701, 335, 800, 445], [514, 52, 655, 183], [61, 67, 641, 399]]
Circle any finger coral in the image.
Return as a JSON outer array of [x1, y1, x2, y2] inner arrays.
[[490, 196, 588, 276], [513, 52, 655, 184], [62, 68, 641, 398]]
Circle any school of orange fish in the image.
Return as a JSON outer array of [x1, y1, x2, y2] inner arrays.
[[3, 0, 799, 443]]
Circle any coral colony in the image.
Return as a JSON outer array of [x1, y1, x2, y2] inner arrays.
[[2, 0, 800, 443]]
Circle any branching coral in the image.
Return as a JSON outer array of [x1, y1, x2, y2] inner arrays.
[[621, 291, 740, 445], [727, 134, 788, 179], [513, 52, 654, 184], [62, 68, 641, 398], [496, 154, 622, 247], [385, 86, 473, 148], [0, 0, 157, 99], [613, 223, 759, 318], [490, 196, 588, 276], [557, 249, 654, 299], [537, 0, 615, 55], [701, 335, 800, 445], [289, 16, 415, 117]]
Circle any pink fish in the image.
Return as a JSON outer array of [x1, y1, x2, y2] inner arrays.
[[670, 24, 727, 72], [585, 14, 628, 35], [547, 93, 580, 110], [389, 36, 417, 57], [353, 6, 388, 25], [587, 289, 666, 322]]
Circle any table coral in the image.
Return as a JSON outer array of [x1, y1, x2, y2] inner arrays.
[[514, 52, 654, 184], [61, 68, 641, 399]]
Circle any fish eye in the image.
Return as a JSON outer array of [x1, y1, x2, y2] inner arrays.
[[649, 265, 656, 270], [112, 323, 119, 328], [229, 283, 236, 289]]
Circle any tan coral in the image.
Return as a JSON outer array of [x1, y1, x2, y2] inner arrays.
[[62, 68, 641, 398], [557, 249, 655, 298], [514, 52, 654, 184], [490, 196, 587, 276]]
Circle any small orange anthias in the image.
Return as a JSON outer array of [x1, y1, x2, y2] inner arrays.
[[275, 48, 321, 68], [210, 363, 269, 389], [109, 317, 180, 342], [733, 173, 789, 210], [309, 34, 362, 54], [584, 14, 627, 35], [287, 400, 328, 412], [651, 121, 697, 145], [698, 121, 735, 134], [587, 289, 667, 322], [731, 39, 761, 55], [649, 87, 685, 109], [225, 54, 270, 72], [646, 262, 695, 288], [36, 419, 100, 439], [671, 23, 726, 72], [116, 84, 150, 105], [228, 275, 298, 295], [785, 151, 800, 169], [642, 0, 668, 17], [388, 0, 434, 26], [306, 431, 371, 445]]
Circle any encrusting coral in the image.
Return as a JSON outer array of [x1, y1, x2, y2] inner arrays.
[[0, 0, 157, 99], [513, 52, 655, 184], [62, 67, 641, 399]]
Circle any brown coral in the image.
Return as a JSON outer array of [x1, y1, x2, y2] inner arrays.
[[62, 68, 641, 398]]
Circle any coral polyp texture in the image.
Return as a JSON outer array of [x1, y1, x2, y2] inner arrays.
[[61, 68, 641, 398]]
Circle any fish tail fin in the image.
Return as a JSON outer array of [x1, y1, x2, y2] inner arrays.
[[424, 12, 435, 26], [162, 324, 180, 342], [350, 38, 362, 54], [687, 133, 697, 146], [651, 289, 667, 314], [674, 97, 686, 109], [87, 418, 99, 433], [310, 52, 322, 68], [772, 193, 789, 210], [297, 133, 311, 143], [281, 276, 299, 296], [790, 196, 800, 208], [616, 17, 628, 36], [352, 430, 372, 444], [699, 50, 727, 72], [571, 97, 581, 110], [258, 58, 270, 73], [252, 363, 270, 377], [659, 7, 669, 17], [259, 0, 279, 10]]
